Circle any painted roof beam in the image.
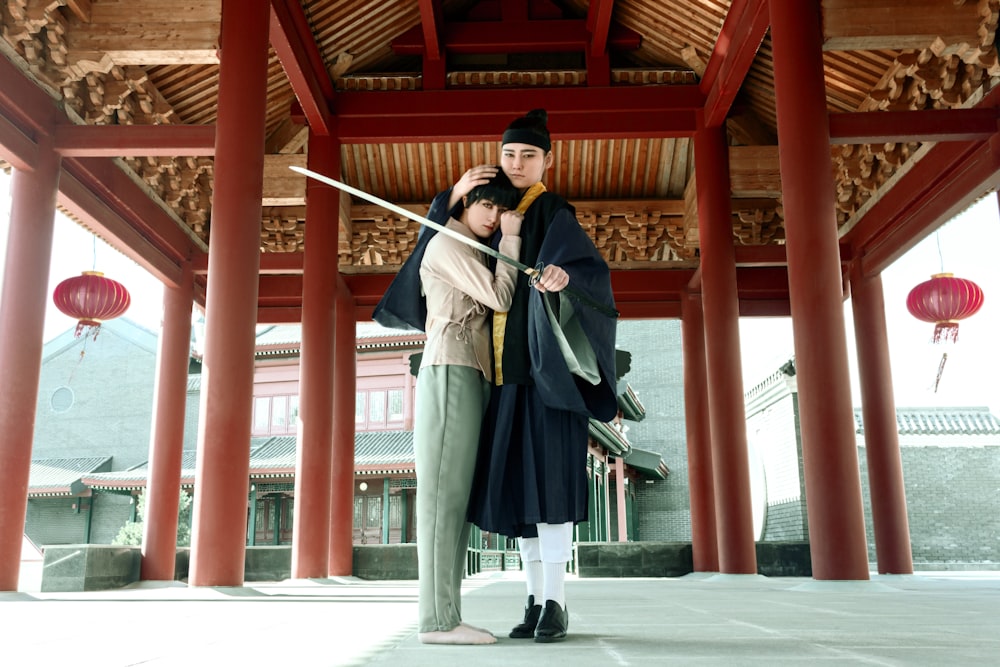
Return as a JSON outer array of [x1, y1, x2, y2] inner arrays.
[[269, 0, 334, 135], [829, 108, 1000, 144], [701, 0, 770, 128], [328, 86, 703, 142], [417, 0, 446, 89]]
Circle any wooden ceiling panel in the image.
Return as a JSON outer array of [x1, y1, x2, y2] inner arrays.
[[3, 0, 1000, 314]]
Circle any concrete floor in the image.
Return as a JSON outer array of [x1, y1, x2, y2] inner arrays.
[[3, 566, 998, 666]]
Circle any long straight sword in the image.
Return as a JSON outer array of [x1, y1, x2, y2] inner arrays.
[[290, 165, 619, 318]]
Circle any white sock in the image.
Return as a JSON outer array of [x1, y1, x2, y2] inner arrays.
[[542, 561, 566, 607], [525, 560, 543, 601]]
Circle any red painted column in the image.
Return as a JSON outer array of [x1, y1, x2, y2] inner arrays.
[[770, 0, 870, 580], [141, 265, 194, 580], [694, 124, 757, 574], [0, 144, 59, 591], [291, 133, 339, 579], [188, 0, 269, 587], [328, 278, 356, 575], [850, 263, 913, 574], [681, 289, 720, 572]]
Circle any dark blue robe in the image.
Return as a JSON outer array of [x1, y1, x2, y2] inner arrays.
[[372, 187, 618, 538]]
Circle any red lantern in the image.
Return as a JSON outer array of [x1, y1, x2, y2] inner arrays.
[[905, 272, 984, 343], [52, 271, 131, 340]]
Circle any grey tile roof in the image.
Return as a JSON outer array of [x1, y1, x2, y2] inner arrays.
[[356, 430, 414, 467], [853, 406, 1000, 435], [254, 325, 303, 347], [29, 456, 112, 495], [82, 431, 418, 488]]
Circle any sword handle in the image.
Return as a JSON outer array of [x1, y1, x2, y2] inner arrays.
[[529, 262, 619, 319]]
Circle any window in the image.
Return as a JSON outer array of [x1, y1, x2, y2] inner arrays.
[[368, 390, 386, 425], [253, 396, 270, 432], [387, 389, 404, 423], [252, 394, 299, 435], [355, 392, 366, 424], [271, 395, 287, 430], [356, 387, 407, 431]]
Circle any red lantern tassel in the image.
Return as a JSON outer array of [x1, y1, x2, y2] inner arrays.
[[932, 321, 959, 343]]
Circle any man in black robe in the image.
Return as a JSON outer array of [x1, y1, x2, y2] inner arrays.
[[375, 109, 617, 643]]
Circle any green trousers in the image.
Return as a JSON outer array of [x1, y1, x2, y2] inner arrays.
[[414, 365, 489, 633]]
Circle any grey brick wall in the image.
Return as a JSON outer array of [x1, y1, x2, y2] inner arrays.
[[616, 320, 688, 541], [34, 321, 158, 470], [859, 443, 1000, 565]]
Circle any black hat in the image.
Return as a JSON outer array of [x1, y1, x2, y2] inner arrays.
[[502, 109, 551, 151]]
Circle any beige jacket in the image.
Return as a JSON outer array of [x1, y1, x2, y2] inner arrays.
[[419, 218, 521, 381]]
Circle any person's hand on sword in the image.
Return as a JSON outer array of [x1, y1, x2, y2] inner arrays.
[[532, 264, 569, 293]]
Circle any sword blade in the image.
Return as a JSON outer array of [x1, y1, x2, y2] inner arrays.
[[291, 165, 619, 319], [289, 165, 535, 276]]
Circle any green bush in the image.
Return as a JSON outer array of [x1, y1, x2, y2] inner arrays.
[[112, 490, 193, 546]]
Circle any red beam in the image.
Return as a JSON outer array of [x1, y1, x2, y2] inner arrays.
[[53, 124, 216, 157], [0, 112, 37, 171], [587, 0, 615, 56], [269, 0, 333, 135], [842, 82, 1000, 275], [331, 86, 703, 141], [418, 0, 443, 58], [0, 54, 58, 170], [853, 138, 1000, 276], [701, 0, 770, 128], [392, 19, 640, 54], [57, 163, 196, 287], [829, 108, 1000, 144]]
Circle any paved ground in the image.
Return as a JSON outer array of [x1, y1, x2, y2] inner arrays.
[[2, 565, 999, 666]]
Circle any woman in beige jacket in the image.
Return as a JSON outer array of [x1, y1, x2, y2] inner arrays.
[[414, 171, 522, 645]]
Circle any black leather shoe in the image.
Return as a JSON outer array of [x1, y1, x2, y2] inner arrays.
[[509, 595, 543, 639], [533, 600, 568, 643]]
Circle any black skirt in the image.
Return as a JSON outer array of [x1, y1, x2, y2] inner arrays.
[[467, 382, 590, 538]]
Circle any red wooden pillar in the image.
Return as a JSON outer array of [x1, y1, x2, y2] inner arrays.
[[141, 265, 194, 580], [850, 263, 913, 574], [291, 133, 339, 578], [770, 0, 870, 580], [328, 278, 356, 575], [188, 0, 269, 587], [694, 124, 757, 574], [0, 144, 59, 591], [681, 289, 720, 572]]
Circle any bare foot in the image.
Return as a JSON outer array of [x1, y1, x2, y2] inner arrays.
[[418, 626, 497, 645], [460, 622, 494, 636]]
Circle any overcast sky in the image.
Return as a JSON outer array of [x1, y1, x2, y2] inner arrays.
[[2, 170, 998, 412]]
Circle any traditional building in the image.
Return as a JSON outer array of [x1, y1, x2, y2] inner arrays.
[[26, 319, 667, 559], [746, 362, 1000, 568]]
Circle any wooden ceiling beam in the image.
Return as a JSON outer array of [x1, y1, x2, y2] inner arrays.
[[268, 0, 334, 135], [392, 19, 640, 54], [701, 0, 770, 128], [52, 124, 216, 157], [64, 0, 221, 67], [822, 0, 984, 51]]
